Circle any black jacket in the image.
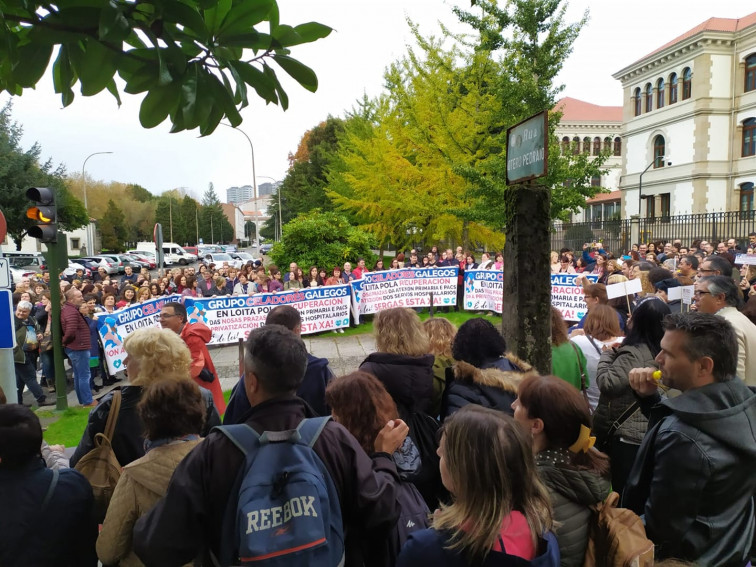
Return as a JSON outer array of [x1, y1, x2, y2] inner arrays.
[[0, 458, 97, 566], [359, 352, 435, 416], [70, 385, 220, 468], [622, 379, 756, 566], [133, 395, 401, 567], [224, 353, 334, 423]]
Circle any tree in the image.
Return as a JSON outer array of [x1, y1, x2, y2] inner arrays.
[[199, 183, 233, 244], [269, 210, 376, 272], [127, 184, 155, 203], [0, 102, 88, 248], [100, 199, 128, 251], [0, 0, 332, 135]]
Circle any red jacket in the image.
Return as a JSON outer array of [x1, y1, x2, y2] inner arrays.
[[180, 322, 226, 414], [61, 302, 91, 350]]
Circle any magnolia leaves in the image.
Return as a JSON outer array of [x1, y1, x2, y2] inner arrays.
[[0, 0, 332, 135]]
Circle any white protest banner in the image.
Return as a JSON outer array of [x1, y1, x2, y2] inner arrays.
[[353, 267, 458, 315], [666, 286, 683, 301], [184, 284, 352, 344], [606, 278, 643, 300], [681, 285, 695, 305], [551, 274, 598, 321], [735, 254, 756, 265], [96, 295, 180, 375], [463, 269, 503, 313]]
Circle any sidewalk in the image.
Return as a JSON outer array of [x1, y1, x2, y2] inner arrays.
[[30, 332, 377, 410]]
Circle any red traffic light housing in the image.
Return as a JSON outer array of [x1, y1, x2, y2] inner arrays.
[[26, 187, 57, 243]]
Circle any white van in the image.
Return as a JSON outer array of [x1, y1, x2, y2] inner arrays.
[[137, 242, 197, 265]]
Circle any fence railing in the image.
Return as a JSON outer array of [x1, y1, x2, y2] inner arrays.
[[551, 211, 756, 254]]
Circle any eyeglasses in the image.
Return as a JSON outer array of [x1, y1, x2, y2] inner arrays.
[[159, 313, 178, 319], [697, 268, 716, 273], [693, 291, 711, 297]]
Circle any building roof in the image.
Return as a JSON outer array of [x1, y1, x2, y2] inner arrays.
[[554, 97, 622, 122], [634, 11, 756, 65], [586, 190, 621, 204]]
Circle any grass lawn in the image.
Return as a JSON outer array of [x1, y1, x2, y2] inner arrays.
[[39, 407, 92, 448], [334, 309, 502, 338]]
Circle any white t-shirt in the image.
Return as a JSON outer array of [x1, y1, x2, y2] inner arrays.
[[570, 334, 625, 412]]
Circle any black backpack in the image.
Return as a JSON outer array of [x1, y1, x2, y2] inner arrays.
[[403, 410, 447, 510]]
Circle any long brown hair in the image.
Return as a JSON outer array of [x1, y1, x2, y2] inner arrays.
[[433, 406, 552, 563], [583, 304, 623, 341], [325, 372, 398, 453], [516, 374, 610, 476], [550, 306, 569, 346], [374, 308, 430, 356], [423, 318, 457, 358]]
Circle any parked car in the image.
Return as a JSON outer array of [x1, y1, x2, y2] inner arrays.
[[76, 258, 106, 275], [183, 246, 199, 257], [9, 266, 38, 287], [259, 242, 274, 254], [5, 253, 44, 273], [126, 252, 157, 269], [81, 256, 118, 275], [229, 252, 257, 269], [201, 252, 235, 267], [97, 253, 127, 273], [64, 262, 92, 279], [120, 254, 151, 270]]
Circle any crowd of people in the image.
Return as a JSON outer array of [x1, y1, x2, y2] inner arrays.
[[3, 235, 756, 566]]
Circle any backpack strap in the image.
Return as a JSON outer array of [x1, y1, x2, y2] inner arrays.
[[212, 424, 261, 456], [103, 390, 122, 441], [296, 416, 332, 448]]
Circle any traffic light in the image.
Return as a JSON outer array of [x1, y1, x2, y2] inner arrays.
[[26, 187, 57, 243]]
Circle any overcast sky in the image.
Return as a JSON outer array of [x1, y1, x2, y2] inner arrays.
[[2, 0, 754, 201]]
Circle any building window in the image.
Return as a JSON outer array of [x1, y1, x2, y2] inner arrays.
[[634, 87, 642, 116], [740, 182, 754, 212], [592, 137, 601, 156], [682, 67, 692, 100], [669, 72, 678, 104], [71, 238, 80, 249], [583, 137, 591, 154], [744, 118, 756, 157], [660, 193, 671, 218], [572, 136, 580, 155], [604, 137, 612, 152], [591, 175, 601, 187], [653, 135, 665, 166], [656, 78, 665, 109], [613, 137, 621, 156], [746, 54, 756, 93], [646, 196, 656, 218], [645, 83, 653, 112], [561, 136, 570, 154]]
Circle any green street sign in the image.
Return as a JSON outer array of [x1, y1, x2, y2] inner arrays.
[[506, 111, 548, 184]]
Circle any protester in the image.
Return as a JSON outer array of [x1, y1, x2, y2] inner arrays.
[[513, 375, 611, 567], [116, 286, 138, 308], [593, 298, 670, 493], [133, 324, 408, 566], [70, 327, 219, 468], [97, 379, 205, 567], [550, 306, 588, 392], [624, 312, 756, 566], [13, 300, 52, 406], [0, 405, 97, 566], [396, 405, 558, 567], [62, 287, 94, 407], [423, 317, 457, 418]]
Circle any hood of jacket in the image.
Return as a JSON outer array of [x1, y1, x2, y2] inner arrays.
[[124, 440, 202, 496], [660, 378, 756, 456], [181, 321, 212, 343], [453, 358, 535, 395], [536, 450, 611, 507], [359, 352, 434, 412]]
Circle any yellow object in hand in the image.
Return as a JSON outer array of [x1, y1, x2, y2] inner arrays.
[[652, 370, 662, 381]]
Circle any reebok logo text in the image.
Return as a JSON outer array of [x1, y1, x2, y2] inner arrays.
[[246, 496, 318, 534]]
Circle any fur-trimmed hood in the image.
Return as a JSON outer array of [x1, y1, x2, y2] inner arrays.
[[453, 355, 536, 395]]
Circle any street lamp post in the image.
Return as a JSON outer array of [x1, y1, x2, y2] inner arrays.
[[82, 151, 113, 254], [637, 155, 670, 218], [221, 123, 260, 252]]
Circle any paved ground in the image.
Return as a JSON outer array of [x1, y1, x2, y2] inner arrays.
[[26, 332, 377, 410]]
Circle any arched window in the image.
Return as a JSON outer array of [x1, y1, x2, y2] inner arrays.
[[669, 73, 678, 104], [604, 137, 612, 152], [746, 54, 756, 93], [653, 135, 666, 167], [741, 182, 755, 212], [572, 136, 580, 155], [583, 137, 591, 154], [682, 67, 692, 100], [592, 137, 601, 156], [613, 137, 621, 157], [645, 83, 653, 112], [561, 136, 570, 154], [744, 118, 756, 157], [634, 87, 642, 116], [591, 175, 601, 187], [656, 78, 665, 109]]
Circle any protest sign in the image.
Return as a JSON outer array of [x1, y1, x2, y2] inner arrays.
[[463, 269, 503, 313], [735, 254, 756, 265], [606, 278, 642, 300], [681, 285, 695, 305], [353, 267, 458, 316], [550, 274, 598, 321]]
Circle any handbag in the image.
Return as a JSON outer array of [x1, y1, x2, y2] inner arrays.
[[198, 366, 216, 383], [595, 401, 640, 453], [569, 341, 590, 405], [39, 317, 53, 352]]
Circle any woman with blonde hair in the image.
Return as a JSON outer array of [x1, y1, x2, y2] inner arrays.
[[69, 327, 220, 469], [359, 308, 439, 507], [397, 405, 558, 567], [423, 318, 457, 418]]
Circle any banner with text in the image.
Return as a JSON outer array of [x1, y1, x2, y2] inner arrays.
[[463, 269, 503, 313], [96, 295, 179, 375], [351, 267, 459, 319], [551, 274, 599, 322], [183, 285, 352, 345]]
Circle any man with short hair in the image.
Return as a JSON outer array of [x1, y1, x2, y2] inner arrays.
[[716, 241, 728, 254], [727, 238, 739, 251], [283, 262, 297, 283], [352, 257, 367, 279], [638, 243, 648, 255], [61, 288, 94, 407], [624, 312, 756, 566], [697, 255, 733, 279], [14, 301, 52, 407], [160, 302, 227, 414], [134, 324, 407, 566], [341, 261, 354, 283], [407, 253, 420, 268], [750, 232, 756, 249], [677, 255, 698, 278], [693, 276, 756, 383], [120, 265, 138, 288], [225, 305, 334, 422]]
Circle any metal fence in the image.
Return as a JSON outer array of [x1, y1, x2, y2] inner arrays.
[[551, 211, 756, 254]]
